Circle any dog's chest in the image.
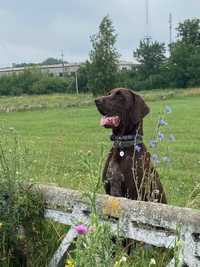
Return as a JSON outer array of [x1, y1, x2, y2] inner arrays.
[[106, 157, 124, 182], [106, 153, 133, 182]]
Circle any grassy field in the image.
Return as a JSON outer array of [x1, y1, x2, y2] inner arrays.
[[0, 90, 200, 207], [0, 87, 200, 111]]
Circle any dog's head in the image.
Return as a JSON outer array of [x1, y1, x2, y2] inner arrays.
[[95, 88, 150, 135]]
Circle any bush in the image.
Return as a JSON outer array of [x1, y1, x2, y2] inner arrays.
[[31, 76, 70, 94], [134, 74, 169, 91], [0, 69, 42, 96], [0, 75, 23, 96], [0, 68, 74, 96]]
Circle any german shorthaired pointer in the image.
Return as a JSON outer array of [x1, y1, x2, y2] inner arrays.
[[95, 88, 167, 204]]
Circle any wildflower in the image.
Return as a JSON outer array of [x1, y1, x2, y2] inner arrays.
[[159, 119, 168, 126], [74, 224, 88, 235], [151, 154, 158, 161], [135, 144, 141, 153], [161, 156, 171, 163], [149, 258, 156, 266], [164, 105, 172, 114], [151, 154, 160, 164], [121, 256, 127, 262], [169, 134, 176, 142], [113, 260, 119, 267], [149, 139, 157, 148], [158, 131, 164, 141], [65, 258, 75, 267], [113, 256, 127, 267], [0, 223, 3, 230]]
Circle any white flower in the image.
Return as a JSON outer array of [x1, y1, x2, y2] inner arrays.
[[149, 258, 156, 266], [121, 256, 127, 262]]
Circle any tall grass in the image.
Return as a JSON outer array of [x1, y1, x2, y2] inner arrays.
[[0, 128, 66, 267]]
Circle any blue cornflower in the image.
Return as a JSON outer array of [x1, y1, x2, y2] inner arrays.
[[151, 154, 160, 164], [161, 156, 171, 163], [149, 139, 157, 148], [169, 134, 176, 142], [164, 106, 172, 114], [159, 119, 168, 126], [158, 132, 164, 141], [135, 144, 141, 153]]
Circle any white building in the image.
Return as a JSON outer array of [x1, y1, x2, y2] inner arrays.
[[118, 59, 140, 71], [0, 59, 139, 77]]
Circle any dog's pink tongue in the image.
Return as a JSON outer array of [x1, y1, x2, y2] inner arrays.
[[100, 116, 120, 127]]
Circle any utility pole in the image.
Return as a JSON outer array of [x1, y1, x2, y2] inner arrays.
[[61, 50, 65, 76], [75, 70, 79, 95], [169, 13, 172, 53], [144, 0, 151, 44]]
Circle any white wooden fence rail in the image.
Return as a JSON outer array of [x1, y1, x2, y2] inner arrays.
[[37, 184, 200, 267]]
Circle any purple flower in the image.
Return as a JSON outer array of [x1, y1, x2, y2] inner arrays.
[[159, 119, 168, 126], [151, 154, 160, 164], [169, 134, 176, 142], [74, 224, 88, 235], [164, 106, 172, 114], [149, 139, 157, 148], [135, 144, 141, 153], [161, 156, 171, 162], [158, 132, 164, 141]]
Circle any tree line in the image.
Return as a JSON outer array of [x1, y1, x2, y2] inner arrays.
[[0, 16, 200, 96], [81, 16, 200, 95]]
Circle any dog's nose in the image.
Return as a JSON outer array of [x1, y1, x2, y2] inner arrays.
[[95, 98, 103, 106]]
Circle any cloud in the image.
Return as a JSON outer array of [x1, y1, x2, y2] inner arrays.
[[0, 0, 200, 67]]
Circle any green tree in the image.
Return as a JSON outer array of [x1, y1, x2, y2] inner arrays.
[[134, 40, 166, 79], [168, 18, 200, 87], [176, 18, 200, 45], [41, 57, 65, 65], [88, 15, 119, 96]]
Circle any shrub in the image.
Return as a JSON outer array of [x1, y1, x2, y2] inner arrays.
[[133, 74, 169, 91], [0, 68, 74, 96], [30, 76, 70, 94], [0, 68, 42, 96]]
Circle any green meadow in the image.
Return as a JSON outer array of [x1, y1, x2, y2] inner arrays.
[[0, 90, 199, 208]]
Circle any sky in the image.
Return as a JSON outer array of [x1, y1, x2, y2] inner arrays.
[[0, 0, 200, 67]]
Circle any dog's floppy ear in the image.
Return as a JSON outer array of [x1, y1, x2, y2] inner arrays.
[[129, 90, 150, 124]]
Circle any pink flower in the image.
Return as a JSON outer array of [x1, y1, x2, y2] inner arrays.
[[74, 224, 88, 235]]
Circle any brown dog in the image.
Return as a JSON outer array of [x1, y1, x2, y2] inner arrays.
[[95, 88, 167, 204]]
